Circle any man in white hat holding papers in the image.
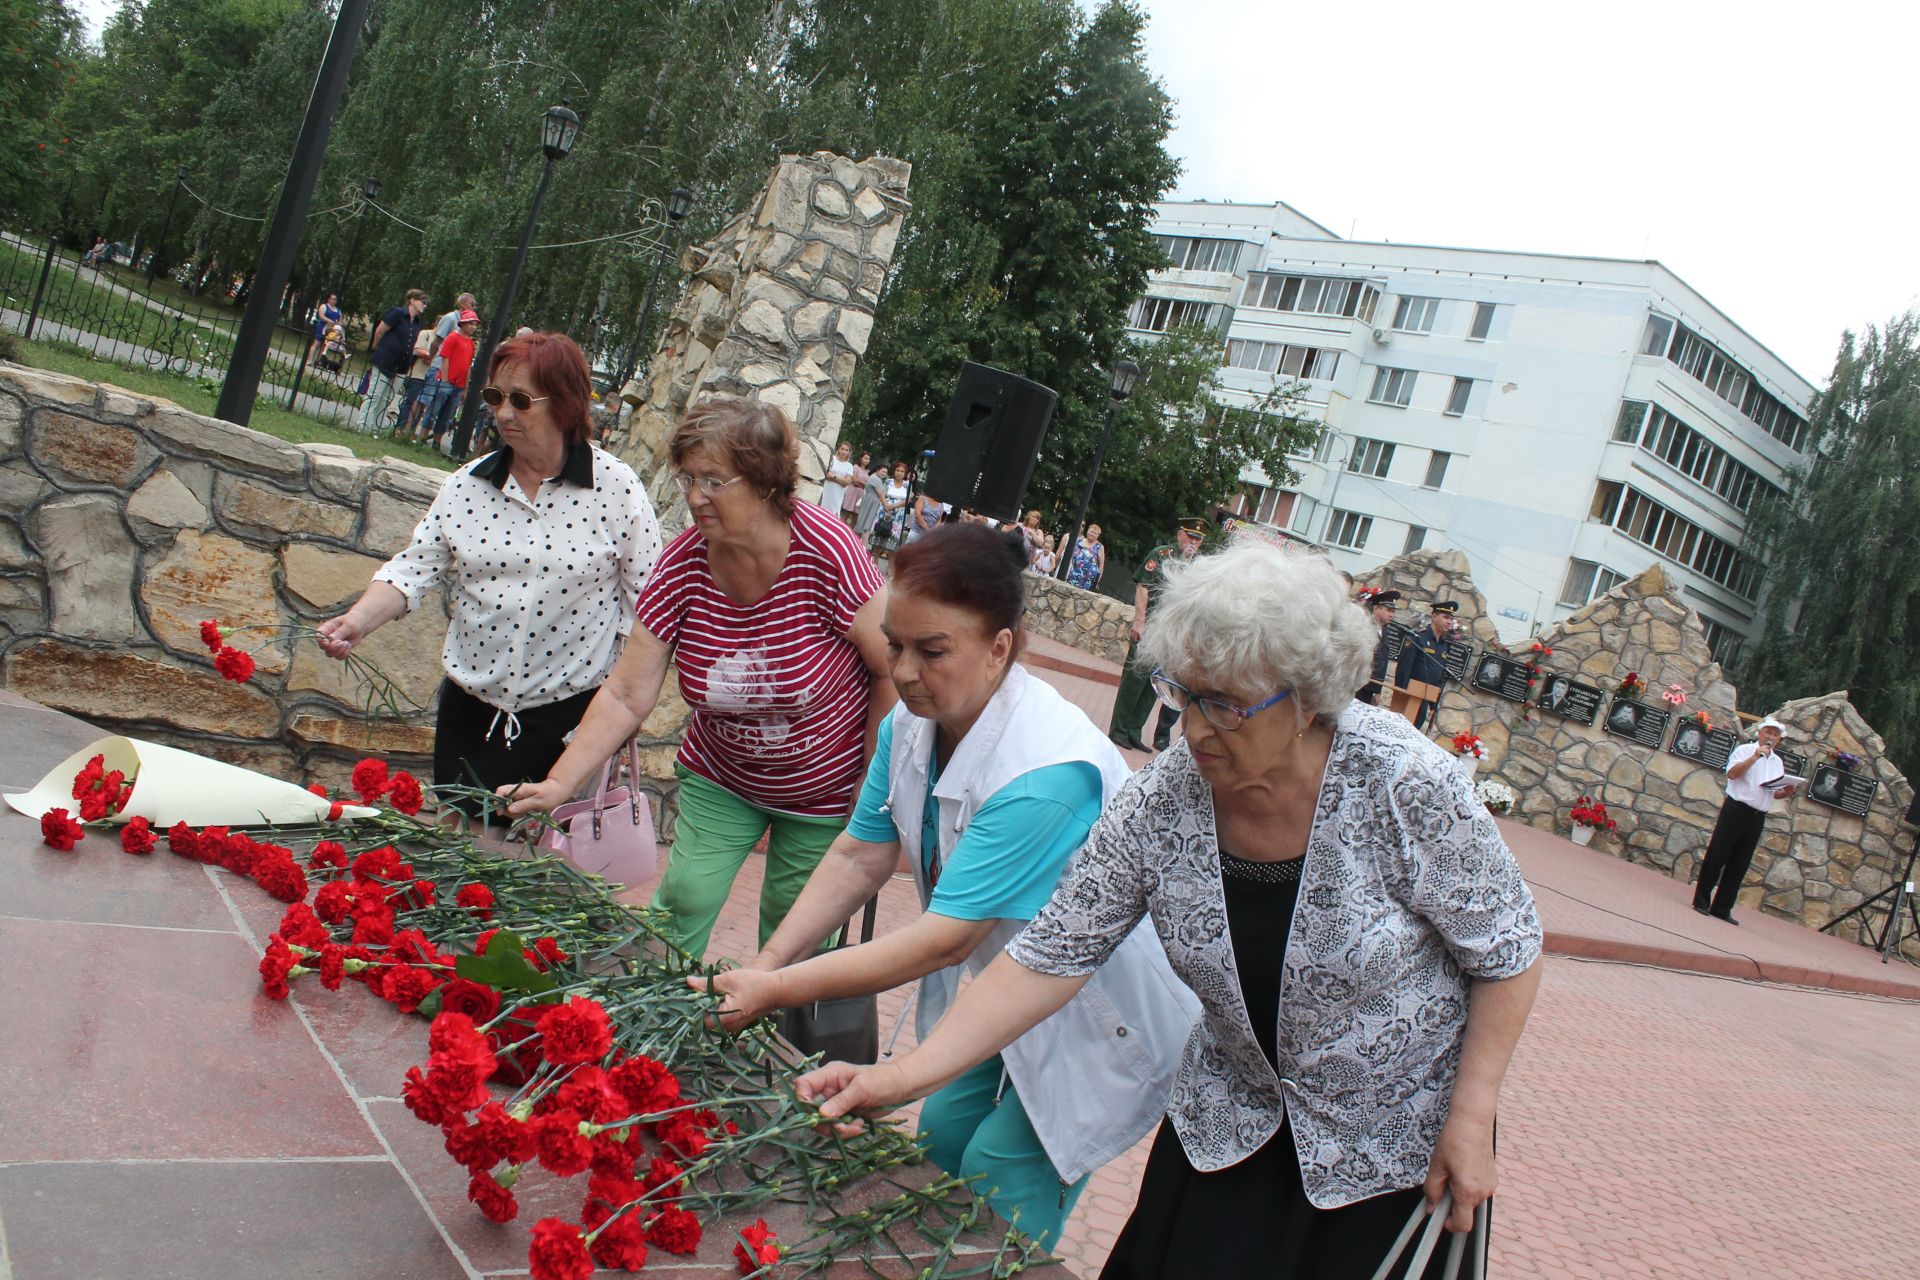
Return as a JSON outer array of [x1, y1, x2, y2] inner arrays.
[[1691, 715, 1798, 924]]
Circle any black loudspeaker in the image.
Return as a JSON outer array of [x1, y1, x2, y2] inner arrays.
[[1907, 792, 1920, 825], [923, 362, 1058, 522]]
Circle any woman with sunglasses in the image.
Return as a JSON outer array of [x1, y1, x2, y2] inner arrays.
[[318, 332, 662, 815], [795, 539, 1543, 1280], [691, 523, 1196, 1249], [502, 397, 895, 957]]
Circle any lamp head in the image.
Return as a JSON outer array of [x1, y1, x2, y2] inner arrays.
[[1109, 358, 1140, 401], [542, 102, 582, 161], [362, 175, 382, 200], [667, 187, 695, 222]]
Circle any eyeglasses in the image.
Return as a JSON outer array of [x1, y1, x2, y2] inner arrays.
[[1150, 669, 1293, 731], [480, 387, 550, 412], [671, 472, 746, 497]]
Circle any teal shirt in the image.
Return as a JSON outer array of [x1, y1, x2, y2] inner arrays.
[[845, 717, 1104, 922]]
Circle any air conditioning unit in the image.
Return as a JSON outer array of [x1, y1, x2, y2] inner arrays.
[[1371, 327, 1391, 344]]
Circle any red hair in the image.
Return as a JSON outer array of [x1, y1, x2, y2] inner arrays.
[[488, 332, 594, 446]]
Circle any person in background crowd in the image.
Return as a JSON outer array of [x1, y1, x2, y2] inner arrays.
[[393, 312, 439, 435], [841, 451, 871, 527], [414, 291, 479, 443], [1062, 521, 1107, 592], [874, 461, 912, 563], [1355, 588, 1401, 704], [855, 456, 890, 540], [1031, 539, 1057, 575], [1107, 517, 1207, 753], [1692, 716, 1799, 924], [309, 292, 342, 366], [695, 524, 1198, 1250], [907, 486, 946, 544], [1393, 599, 1461, 731], [318, 332, 661, 818], [503, 397, 896, 957], [317, 322, 347, 374], [1016, 510, 1049, 567], [413, 310, 480, 449], [820, 440, 857, 514], [82, 235, 107, 267], [357, 288, 428, 435], [799, 540, 1543, 1280]]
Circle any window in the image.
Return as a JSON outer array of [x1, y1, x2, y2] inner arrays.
[[1423, 451, 1450, 489], [1445, 377, 1474, 417], [1392, 295, 1440, 333], [1290, 495, 1319, 534], [1224, 339, 1340, 380], [1597, 485, 1761, 600], [1155, 235, 1245, 273], [1590, 479, 1623, 524], [1368, 367, 1417, 407], [1326, 509, 1372, 550], [1469, 302, 1496, 341], [1642, 315, 1674, 358], [1403, 525, 1428, 555], [1614, 399, 1650, 442], [1559, 558, 1628, 608], [1349, 438, 1394, 477], [1658, 319, 1808, 451], [1236, 482, 1287, 525], [1240, 271, 1381, 322], [1128, 295, 1229, 335], [1698, 616, 1746, 668]]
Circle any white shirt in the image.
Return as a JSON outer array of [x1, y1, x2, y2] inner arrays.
[[374, 443, 662, 714], [1723, 741, 1786, 810]]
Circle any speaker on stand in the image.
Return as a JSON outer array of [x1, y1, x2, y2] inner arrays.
[[923, 363, 1058, 523], [1820, 791, 1920, 963]]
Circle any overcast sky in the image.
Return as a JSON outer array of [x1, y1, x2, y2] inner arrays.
[[73, 0, 1914, 384]]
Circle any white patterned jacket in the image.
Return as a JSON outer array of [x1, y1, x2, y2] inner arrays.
[[1004, 701, 1542, 1208]]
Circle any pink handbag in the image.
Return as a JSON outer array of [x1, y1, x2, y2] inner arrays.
[[537, 742, 660, 888]]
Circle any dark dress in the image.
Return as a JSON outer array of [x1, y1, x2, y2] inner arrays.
[[1099, 849, 1443, 1280]]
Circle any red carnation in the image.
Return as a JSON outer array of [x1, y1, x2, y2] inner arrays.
[[460, 1100, 537, 1165], [310, 840, 348, 870], [350, 900, 395, 947], [387, 770, 424, 816], [100, 770, 129, 814], [199, 619, 225, 652], [428, 1012, 501, 1088], [643, 1155, 684, 1203], [466, 1168, 519, 1223], [166, 820, 199, 858], [78, 787, 110, 822], [351, 758, 391, 803], [212, 645, 255, 683], [734, 1219, 781, 1275], [379, 964, 442, 1014], [528, 1218, 594, 1280], [259, 938, 298, 1000], [119, 816, 157, 855], [317, 943, 347, 990], [645, 1205, 703, 1256], [590, 1214, 650, 1272], [655, 1111, 709, 1160], [454, 883, 495, 919], [534, 1111, 594, 1177], [40, 808, 84, 851], [610, 1054, 681, 1116], [253, 851, 310, 904], [553, 1066, 628, 1124], [354, 844, 404, 881], [71, 753, 105, 800], [402, 1065, 475, 1127], [531, 936, 571, 968], [313, 879, 354, 924], [439, 978, 502, 1024], [537, 997, 613, 1067]]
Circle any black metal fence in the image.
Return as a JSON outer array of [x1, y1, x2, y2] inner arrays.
[[0, 229, 368, 425]]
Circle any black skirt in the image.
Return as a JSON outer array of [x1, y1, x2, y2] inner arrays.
[[432, 679, 600, 820], [1100, 851, 1443, 1280]]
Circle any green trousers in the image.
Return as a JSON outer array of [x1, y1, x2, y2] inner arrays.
[[919, 1055, 1088, 1249], [653, 768, 844, 959], [1108, 638, 1156, 743]]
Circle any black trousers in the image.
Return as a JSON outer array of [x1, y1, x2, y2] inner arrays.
[[433, 679, 600, 822], [1693, 796, 1768, 916]]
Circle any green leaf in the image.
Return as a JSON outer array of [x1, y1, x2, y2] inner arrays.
[[454, 928, 558, 996]]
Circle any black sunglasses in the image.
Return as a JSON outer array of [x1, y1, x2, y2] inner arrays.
[[480, 387, 550, 411]]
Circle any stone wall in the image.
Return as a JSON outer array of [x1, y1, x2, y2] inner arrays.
[[609, 152, 911, 536], [1022, 570, 1131, 666], [1356, 546, 1918, 959]]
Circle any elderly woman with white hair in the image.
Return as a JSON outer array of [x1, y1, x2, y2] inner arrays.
[[798, 541, 1544, 1278]]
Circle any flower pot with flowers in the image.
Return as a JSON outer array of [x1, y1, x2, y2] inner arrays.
[[1568, 795, 1617, 847], [1684, 708, 1714, 732], [1830, 750, 1862, 773], [1660, 682, 1688, 710], [1613, 671, 1647, 702], [1473, 779, 1515, 815], [1451, 732, 1486, 778]]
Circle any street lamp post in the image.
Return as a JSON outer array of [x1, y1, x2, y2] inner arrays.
[[451, 102, 582, 459], [1057, 358, 1140, 581], [616, 186, 695, 391], [147, 167, 188, 289], [214, 0, 371, 427], [288, 174, 378, 409]]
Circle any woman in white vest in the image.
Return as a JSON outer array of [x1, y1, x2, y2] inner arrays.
[[695, 523, 1197, 1248]]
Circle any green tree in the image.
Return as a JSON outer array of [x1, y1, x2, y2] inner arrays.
[[1738, 311, 1920, 773], [0, 1, 84, 225]]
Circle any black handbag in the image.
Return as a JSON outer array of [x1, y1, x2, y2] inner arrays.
[[775, 896, 881, 1063]]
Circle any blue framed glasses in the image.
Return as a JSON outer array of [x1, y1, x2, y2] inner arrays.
[[1149, 670, 1293, 731]]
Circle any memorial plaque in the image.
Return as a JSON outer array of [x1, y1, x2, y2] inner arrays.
[[1440, 639, 1474, 684], [1535, 673, 1604, 726], [1380, 621, 1410, 663], [1602, 698, 1672, 750], [1470, 652, 1534, 703], [1807, 765, 1877, 817], [1669, 723, 1736, 769], [1777, 748, 1809, 777]]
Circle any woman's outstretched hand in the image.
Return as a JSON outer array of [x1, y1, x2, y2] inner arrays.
[[794, 1060, 915, 1139], [686, 967, 784, 1033], [496, 777, 574, 816]]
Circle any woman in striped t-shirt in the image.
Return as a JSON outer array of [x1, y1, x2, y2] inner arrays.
[[504, 397, 895, 957]]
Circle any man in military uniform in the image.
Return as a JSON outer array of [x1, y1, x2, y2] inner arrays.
[[1355, 588, 1401, 704], [1108, 517, 1208, 752], [1393, 598, 1460, 731]]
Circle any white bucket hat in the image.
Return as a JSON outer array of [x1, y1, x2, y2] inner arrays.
[[1755, 716, 1787, 736]]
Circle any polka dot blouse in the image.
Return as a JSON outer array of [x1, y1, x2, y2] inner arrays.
[[373, 442, 663, 713]]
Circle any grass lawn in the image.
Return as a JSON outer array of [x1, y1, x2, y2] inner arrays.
[[7, 336, 454, 471]]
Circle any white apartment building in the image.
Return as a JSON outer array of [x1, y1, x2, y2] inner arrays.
[[1130, 200, 1819, 664]]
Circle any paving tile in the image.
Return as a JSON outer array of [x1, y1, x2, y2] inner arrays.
[[0, 693, 115, 792], [0, 915, 379, 1162], [0, 807, 236, 931], [0, 1158, 466, 1279]]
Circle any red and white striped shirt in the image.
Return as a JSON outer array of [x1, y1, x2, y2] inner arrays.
[[635, 499, 884, 816]]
